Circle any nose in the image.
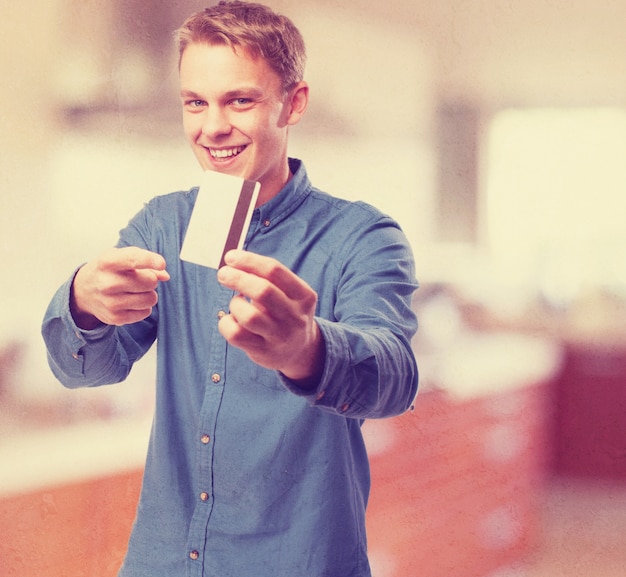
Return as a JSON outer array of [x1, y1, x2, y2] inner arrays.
[[201, 105, 232, 138]]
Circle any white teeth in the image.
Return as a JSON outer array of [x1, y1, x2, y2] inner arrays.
[[209, 146, 245, 159]]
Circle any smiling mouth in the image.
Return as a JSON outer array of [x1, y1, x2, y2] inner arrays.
[[208, 145, 247, 160]]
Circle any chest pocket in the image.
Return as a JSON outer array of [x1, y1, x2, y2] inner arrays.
[[226, 345, 286, 391]]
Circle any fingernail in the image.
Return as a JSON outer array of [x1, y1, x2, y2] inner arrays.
[[223, 250, 239, 265], [217, 267, 229, 283]]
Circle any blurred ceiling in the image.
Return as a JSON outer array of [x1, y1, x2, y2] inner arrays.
[[314, 0, 626, 108]]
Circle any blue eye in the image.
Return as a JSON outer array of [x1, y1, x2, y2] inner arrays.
[[182, 98, 206, 110], [231, 98, 253, 107]]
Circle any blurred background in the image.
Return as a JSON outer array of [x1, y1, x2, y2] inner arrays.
[[1, 1, 625, 576]]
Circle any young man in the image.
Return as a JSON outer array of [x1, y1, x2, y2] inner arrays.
[[42, 2, 419, 576]]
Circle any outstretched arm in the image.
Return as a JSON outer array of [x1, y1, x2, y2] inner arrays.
[[42, 246, 168, 389]]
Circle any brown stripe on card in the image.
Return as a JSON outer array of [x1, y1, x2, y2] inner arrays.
[[219, 179, 257, 268]]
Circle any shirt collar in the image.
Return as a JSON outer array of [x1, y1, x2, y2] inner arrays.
[[252, 158, 311, 234]]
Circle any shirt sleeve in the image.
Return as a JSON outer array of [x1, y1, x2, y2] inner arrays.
[[41, 205, 159, 390], [280, 213, 419, 420]]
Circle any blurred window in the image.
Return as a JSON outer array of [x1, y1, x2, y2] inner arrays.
[[484, 108, 626, 305]]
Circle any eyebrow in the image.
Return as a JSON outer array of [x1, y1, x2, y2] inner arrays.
[[180, 87, 266, 100], [180, 89, 202, 99], [224, 88, 265, 99]]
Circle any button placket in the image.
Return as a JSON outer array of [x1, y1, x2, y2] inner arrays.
[[185, 296, 230, 566]]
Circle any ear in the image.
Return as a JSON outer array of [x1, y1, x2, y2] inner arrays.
[[285, 81, 309, 126]]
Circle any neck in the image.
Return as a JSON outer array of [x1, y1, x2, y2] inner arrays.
[[255, 164, 293, 207]]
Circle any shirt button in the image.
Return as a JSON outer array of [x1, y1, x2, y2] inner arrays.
[[263, 218, 271, 227], [189, 550, 199, 560], [315, 389, 326, 401], [201, 434, 210, 444], [217, 310, 226, 320], [200, 492, 209, 502], [341, 403, 350, 413], [211, 373, 221, 383]]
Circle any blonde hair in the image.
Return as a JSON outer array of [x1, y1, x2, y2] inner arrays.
[[175, 1, 306, 93]]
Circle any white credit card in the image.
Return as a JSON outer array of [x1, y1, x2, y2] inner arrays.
[[180, 170, 260, 269]]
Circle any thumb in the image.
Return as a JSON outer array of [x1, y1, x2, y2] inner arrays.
[[153, 268, 171, 282], [112, 246, 167, 273]]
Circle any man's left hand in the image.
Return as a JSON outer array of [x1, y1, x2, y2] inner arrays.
[[217, 250, 325, 388]]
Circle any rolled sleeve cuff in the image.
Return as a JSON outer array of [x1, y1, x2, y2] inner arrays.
[[279, 317, 355, 416], [43, 268, 116, 384]]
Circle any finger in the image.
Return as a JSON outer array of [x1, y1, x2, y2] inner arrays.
[[103, 307, 155, 326], [99, 267, 163, 295], [98, 248, 169, 293], [127, 268, 170, 291], [218, 313, 266, 352], [93, 288, 158, 326], [104, 247, 168, 274], [154, 269, 171, 282], [227, 293, 276, 337], [222, 250, 312, 302], [218, 266, 295, 324], [114, 289, 158, 311]]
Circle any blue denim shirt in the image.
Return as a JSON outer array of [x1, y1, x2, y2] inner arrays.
[[42, 159, 418, 577]]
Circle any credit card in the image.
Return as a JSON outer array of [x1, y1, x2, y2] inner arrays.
[[180, 170, 260, 269]]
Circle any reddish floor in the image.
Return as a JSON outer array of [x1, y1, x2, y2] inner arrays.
[[2, 472, 626, 576], [525, 478, 626, 577], [3, 381, 625, 576], [0, 470, 142, 577]]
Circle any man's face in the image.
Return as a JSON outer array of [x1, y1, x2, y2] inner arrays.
[[180, 42, 306, 204]]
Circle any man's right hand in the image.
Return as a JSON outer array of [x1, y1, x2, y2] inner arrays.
[[70, 247, 170, 330]]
